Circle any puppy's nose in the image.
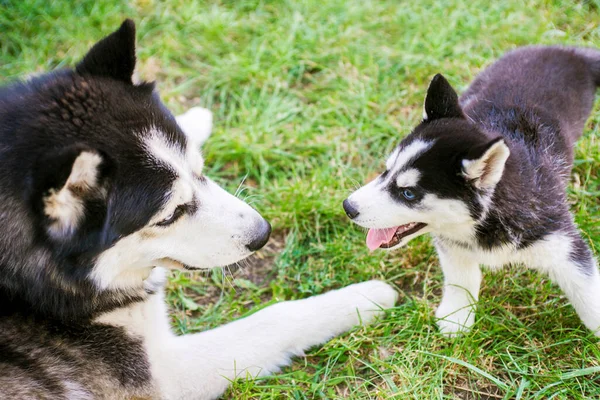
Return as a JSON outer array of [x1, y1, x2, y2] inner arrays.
[[246, 219, 272, 251], [343, 199, 360, 219]]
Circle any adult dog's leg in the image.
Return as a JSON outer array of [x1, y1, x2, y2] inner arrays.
[[434, 241, 482, 336], [532, 232, 600, 336], [152, 280, 397, 400]]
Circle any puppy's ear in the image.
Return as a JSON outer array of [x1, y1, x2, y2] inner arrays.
[[423, 74, 464, 121], [76, 19, 136, 84], [462, 138, 510, 190], [33, 146, 111, 239]]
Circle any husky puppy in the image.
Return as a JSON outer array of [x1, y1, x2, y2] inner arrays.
[[0, 20, 398, 399], [343, 46, 599, 336]]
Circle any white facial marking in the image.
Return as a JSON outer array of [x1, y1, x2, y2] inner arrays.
[[386, 140, 432, 177], [395, 168, 421, 188], [385, 147, 401, 171], [145, 130, 190, 179]]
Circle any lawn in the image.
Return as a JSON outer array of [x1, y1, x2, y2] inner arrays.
[[1, 0, 599, 398]]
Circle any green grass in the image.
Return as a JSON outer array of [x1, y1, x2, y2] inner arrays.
[[2, 0, 599, 398]]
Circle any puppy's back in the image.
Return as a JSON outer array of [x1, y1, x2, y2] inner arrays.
[[461, 46, 600, 147]]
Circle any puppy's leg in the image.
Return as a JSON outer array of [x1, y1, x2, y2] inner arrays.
[[434, 242, 482, 336], [152, 280, 397, 400], [533, 232, 600, 335], [175, 107, 213, 146]]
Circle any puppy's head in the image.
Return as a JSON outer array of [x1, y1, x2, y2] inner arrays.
[[21, 20, 270, 292], [343, 74, 510, 250]]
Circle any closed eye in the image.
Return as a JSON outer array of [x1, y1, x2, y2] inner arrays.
[[155, 203, 192, 227]]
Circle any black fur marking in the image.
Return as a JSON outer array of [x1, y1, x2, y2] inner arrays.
[[76, 19, 137, 84], [424, 74, 464, 121], [0, 342, 66, 397], [0, 313, 152, 393], [569, 232, 596, 275]]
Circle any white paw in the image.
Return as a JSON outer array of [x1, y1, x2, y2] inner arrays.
[[283, 280, 398, 351], [435, 301, 475, 337], [143, 267, 167, 294], [175, 107, 213, 145], [337, 280, 398, 325]]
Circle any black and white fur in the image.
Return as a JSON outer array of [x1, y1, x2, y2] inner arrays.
[[0, 21, 398, 399], [344, 46, 600, 336]]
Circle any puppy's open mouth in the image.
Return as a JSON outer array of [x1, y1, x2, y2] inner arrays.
[[366, 222, 427, 250]]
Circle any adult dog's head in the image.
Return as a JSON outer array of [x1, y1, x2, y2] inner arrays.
[[0, 20, 270, 319]]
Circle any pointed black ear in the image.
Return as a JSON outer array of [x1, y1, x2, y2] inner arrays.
[[76, 19, 136, 84], [423, 74, 464, 121]]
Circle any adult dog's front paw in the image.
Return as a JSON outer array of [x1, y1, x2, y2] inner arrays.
[[313, 280, 398, 335], [435, 299, 475, 337], [268, 280, 397, 356], [340, 280, 398, 324]]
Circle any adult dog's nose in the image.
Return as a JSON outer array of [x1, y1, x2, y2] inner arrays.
[[343, 199, 360, 219], [246, 219, 272, 251]]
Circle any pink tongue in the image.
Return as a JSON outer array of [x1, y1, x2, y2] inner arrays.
[[366, 227, 399, 251]]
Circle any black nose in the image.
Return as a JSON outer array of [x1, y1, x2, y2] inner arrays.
[[343, 199, 360, 219], [246, 219, 272, 251]]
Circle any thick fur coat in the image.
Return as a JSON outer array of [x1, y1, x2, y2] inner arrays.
[[345, 46, 600, 336], [0, 21, 397, 399]]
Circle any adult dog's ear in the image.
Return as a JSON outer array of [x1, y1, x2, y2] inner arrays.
[[33, 146, 112, 239], [423, 74, 464, 121], [76, 19, 137, 84], [462, 137, 510, 190]]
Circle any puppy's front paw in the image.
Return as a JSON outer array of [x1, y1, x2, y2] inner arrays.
[[435, 301, 475, 337], [175, 107, 213, 145]]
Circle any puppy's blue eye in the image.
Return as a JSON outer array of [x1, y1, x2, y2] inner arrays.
[[402, 189, 416, 201]]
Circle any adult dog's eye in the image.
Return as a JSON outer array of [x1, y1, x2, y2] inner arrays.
[[402, 189, 417, 201], [156, 204, 187, 227]]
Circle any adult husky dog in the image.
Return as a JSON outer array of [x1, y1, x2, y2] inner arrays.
[[0, 20, 397, 399], [343, 46, 599, 336]]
